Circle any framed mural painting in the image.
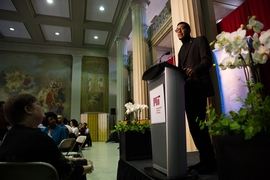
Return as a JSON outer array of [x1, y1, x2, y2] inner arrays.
[[0, 50, 72, 118], [81, 56, 108, 113]]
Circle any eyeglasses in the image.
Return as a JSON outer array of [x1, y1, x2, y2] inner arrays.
[[175, 27, 186, 33]]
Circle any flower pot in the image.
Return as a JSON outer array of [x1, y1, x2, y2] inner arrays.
[[119, 131, 152, 161], [213, 135, 270, 180]]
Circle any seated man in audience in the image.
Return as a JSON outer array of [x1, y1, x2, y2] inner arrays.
[[0, 93, 94, 180], [57, 114, 70, 137], [42, 112, 67, 146]]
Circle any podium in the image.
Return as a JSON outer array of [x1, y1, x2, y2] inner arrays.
[[142, 62, 187, 179]]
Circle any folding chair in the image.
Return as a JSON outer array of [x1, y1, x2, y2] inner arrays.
[[58, 138, 76, 156], [66, 135, 87, 157], [0, 162, 59, 180]]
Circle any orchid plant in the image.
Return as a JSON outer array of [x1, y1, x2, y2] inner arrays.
[[198, 16, 270, 140], [125, 102, 148, 122], [110, 102, 150, 134], [213, 16, 270, 70]]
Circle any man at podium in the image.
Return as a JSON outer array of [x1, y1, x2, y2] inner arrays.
[[176, 22, 217, 174]]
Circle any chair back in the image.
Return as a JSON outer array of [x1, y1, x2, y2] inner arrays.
[[66, 135, 87, 157], [59, 138, 76, 156], [59, 138, 76, 149], [76, 135, 87, 144], [0, 162, 59, 180]]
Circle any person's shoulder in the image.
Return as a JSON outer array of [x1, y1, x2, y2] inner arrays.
[[65, 125, 72, 132], [6, 125, 53, 143], [193, 36, 209, 44], [194, 36, 208, 41], [42, 126, 49, 132], [60, 124, 68, 129], [56, 125, 66, 131]]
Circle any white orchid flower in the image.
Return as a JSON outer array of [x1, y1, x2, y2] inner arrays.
[[259, 29, 270, 49], [246, 18, 264, 33], [252, 33, 261, 50], [220, 55, 236, 69], [214, 31, 231, 50], [228, 28, 247, 54], [214, 16, 270, 88], [253, 51, 267, 64], [233, 55, 245, 67], [252, 46, 269, 64], [257, 45, 270, 56], [124, 102, 148, 117]]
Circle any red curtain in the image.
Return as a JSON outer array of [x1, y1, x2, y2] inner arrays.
[[217, 0, 270, 96]]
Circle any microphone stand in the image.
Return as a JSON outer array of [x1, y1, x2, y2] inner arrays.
[[154, 52, 171, 65]]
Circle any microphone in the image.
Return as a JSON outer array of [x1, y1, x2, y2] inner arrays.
[[154, 51, 171, 64]]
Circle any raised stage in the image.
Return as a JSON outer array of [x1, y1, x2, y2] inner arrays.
[[117, 151, 218, 180]]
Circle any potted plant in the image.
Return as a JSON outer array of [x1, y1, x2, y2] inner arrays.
[[111, 102, 152, 161], [198, 16, 270, 180]]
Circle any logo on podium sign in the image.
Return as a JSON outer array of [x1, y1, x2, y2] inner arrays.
[[150, 84, 166, 124]]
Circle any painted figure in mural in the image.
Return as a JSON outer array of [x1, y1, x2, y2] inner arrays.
[[10, 86, 19, 96], [46, 88, 54, 111], [37, 78, 66, 114], [50, 78, 60, 88], [0, 71, 7, 86], [98, 77, 104, 92], [88, 78, 92, 92], [37, 85, 50, 107], [57, 82, 65, 103], [22, 73, 31, 89], [6, 67, 22, 90], [55, 101, 64, 115], [9, 68, 21, 82]]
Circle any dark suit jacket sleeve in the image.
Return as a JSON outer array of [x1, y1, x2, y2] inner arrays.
[[193, 36, 213, 77]]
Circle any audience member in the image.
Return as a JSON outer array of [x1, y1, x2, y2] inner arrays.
[[0, 93, 93, 180], [63, 117, 72, 133], [83, 123, 92, 147], [42, 112, 67, 146], [70, 119, 79, 137], [57, 114, 69, 137], [78, 122, 86, 136]]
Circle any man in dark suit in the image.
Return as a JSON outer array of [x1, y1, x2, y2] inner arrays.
[[176, 22, 217, 174]]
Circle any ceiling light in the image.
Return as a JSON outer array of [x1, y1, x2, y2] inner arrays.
[[94, 36, 98, 39], [99, 6, 105, 11], [55, 32, 60, 35], [9, 28, 15, 31], [47, 0, 53, 4]]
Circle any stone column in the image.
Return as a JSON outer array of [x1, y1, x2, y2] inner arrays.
[[115, 36, 128, 122], [130, 0, 150, 120], [71, 54, 83, 121]]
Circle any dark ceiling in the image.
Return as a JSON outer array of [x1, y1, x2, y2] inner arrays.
[[0, 0, 245, 56]]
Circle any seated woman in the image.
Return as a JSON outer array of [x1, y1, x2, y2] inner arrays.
[[70, 119, 79, 137], [82, 123, 92, 147], [78, 122, 86, 136], [42, 112, 67, 146], [0, 93, 93, 180]]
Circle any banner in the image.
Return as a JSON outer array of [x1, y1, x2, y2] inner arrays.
[[212, 49, 249, 114]]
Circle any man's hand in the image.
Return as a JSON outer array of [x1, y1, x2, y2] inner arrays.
[[183, 68, 196, 77]]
